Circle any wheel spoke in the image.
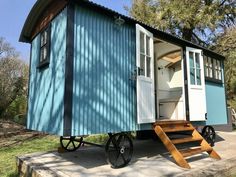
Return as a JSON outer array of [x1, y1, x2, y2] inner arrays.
[[120, 153, 126, 163], [105, 133, 133, 168], [115, 152, 121, 163], [72, 140, 76, 148], [65, 140, 71, 148], [111, 138, 120, 152], [117, 134, 123, 147]]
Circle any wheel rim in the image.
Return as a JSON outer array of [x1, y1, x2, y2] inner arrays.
[[105, 133, 133, 168], [202, 126, 215, 146], [60, 136, 83, 152]]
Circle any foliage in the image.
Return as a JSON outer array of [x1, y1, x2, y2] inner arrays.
[[213, 27, 236, 107], [84, 134, 109, 144], [5, 96, 27, 124], [127, 0, 236, 45], [0, 37, 29, 119], [0, 135, 59, 177], [0, 133, 109, 177], [0, 37, 19, 58]]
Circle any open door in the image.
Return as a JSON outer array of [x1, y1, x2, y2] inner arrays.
[[136, 24, 155, 124], [186, 47, 206, 121]]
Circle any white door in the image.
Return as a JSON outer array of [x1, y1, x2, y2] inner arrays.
[[186, 47, 206, 121], [136, 24, 155, 124]]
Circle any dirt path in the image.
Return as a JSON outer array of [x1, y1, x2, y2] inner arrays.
[[0, 120, 45, 148]]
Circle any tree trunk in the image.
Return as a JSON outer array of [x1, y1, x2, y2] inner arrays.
[[182, 28, 193, 41]]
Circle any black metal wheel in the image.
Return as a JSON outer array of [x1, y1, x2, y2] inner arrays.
[[105, 133, 133, 168], [60, 136, 83, 152], [202, 126, 216, 147]]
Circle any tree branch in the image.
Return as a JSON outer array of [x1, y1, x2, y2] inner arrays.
[[220, 0, 227, 7], [192, 32, 208, 46]]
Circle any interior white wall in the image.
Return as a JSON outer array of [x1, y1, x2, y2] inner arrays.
[[154, 41, 185, 120], [169, 62, 183, 88]]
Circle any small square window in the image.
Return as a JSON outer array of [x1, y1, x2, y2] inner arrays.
[[38, 25, 51, 69], [204, 55, 222, 82]]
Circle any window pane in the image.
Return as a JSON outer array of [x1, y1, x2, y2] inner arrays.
[[41, 34, 44, 47], [189, 52, 195, 85], [208, 58, 213, 78], [40, 46, 47, 62], [206, 67, 209, 77], [195, 53, 200, 69], [140, 32, 145, 54], [196, 69, 201, 85], [140, 54, 145, 76], [204, 57, 208, 77], [146, 56, 151, 77], [41, 31, 47, 47], [146, 36, 150, 56], [190, 68, 195, 85], [44, 47, 47, 60], [217, 70, 220, 80], [219, 70, 222, 80], [189, 52, 194, 68], [218, 60, 222, 80], [213, 59, 218, 79]]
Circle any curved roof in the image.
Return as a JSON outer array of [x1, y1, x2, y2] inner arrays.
[[19, 0, 224, 59], [19, 0, 54, 43]]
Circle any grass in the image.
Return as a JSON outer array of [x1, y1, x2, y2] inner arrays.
[[0, 133, 109, 177], [0, 135, 59, 177]]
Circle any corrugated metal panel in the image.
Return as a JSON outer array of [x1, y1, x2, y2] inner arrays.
[[27, 8, 67, 136], [72, 5, 152, 136]]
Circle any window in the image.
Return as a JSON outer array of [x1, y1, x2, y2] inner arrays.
[[139, 31, 152, 78], [204, 56, 222, 81], [38, 25, 51, 68], [204, 57, 213, 78], [214, 60, 222, 80], [189, 51, 201, 86]]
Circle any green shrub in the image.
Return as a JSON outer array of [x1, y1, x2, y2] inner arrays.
[[4, 96, 27, 122]]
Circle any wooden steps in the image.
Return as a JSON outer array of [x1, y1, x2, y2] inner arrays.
[[153, 120, 221, 169], [162, 126, 194, 133], [172, 137, 203, 144], [179, 147, 212, 157]]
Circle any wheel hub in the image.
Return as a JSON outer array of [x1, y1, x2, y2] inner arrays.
[[120, 146, 125, 154]]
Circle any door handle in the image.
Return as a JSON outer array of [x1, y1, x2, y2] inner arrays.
[[137, 67, 143, 76]]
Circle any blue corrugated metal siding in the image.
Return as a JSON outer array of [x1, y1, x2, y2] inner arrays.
[[27, 8, 67, 136], [205, 82, 228, 125], [72, 5, 151, 136]]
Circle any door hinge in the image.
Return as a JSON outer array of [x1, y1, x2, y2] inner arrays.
[[184, 80, 188, 85], [186, 110, 189, 116]]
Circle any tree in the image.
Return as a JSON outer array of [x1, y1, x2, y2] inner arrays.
[[0, 37, 19, 58], [213, 27, 236, 102], [0, 37, 28, 119], [127, 0, 236, 46]]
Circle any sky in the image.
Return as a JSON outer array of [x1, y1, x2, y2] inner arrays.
[[0, 0, 131, 62]]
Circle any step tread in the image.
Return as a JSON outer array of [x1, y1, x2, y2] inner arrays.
[[162, 126, 194, 133], [154, 120, 190, 126], [179, 147, 213, 157], [172, 137, 203, 144]]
